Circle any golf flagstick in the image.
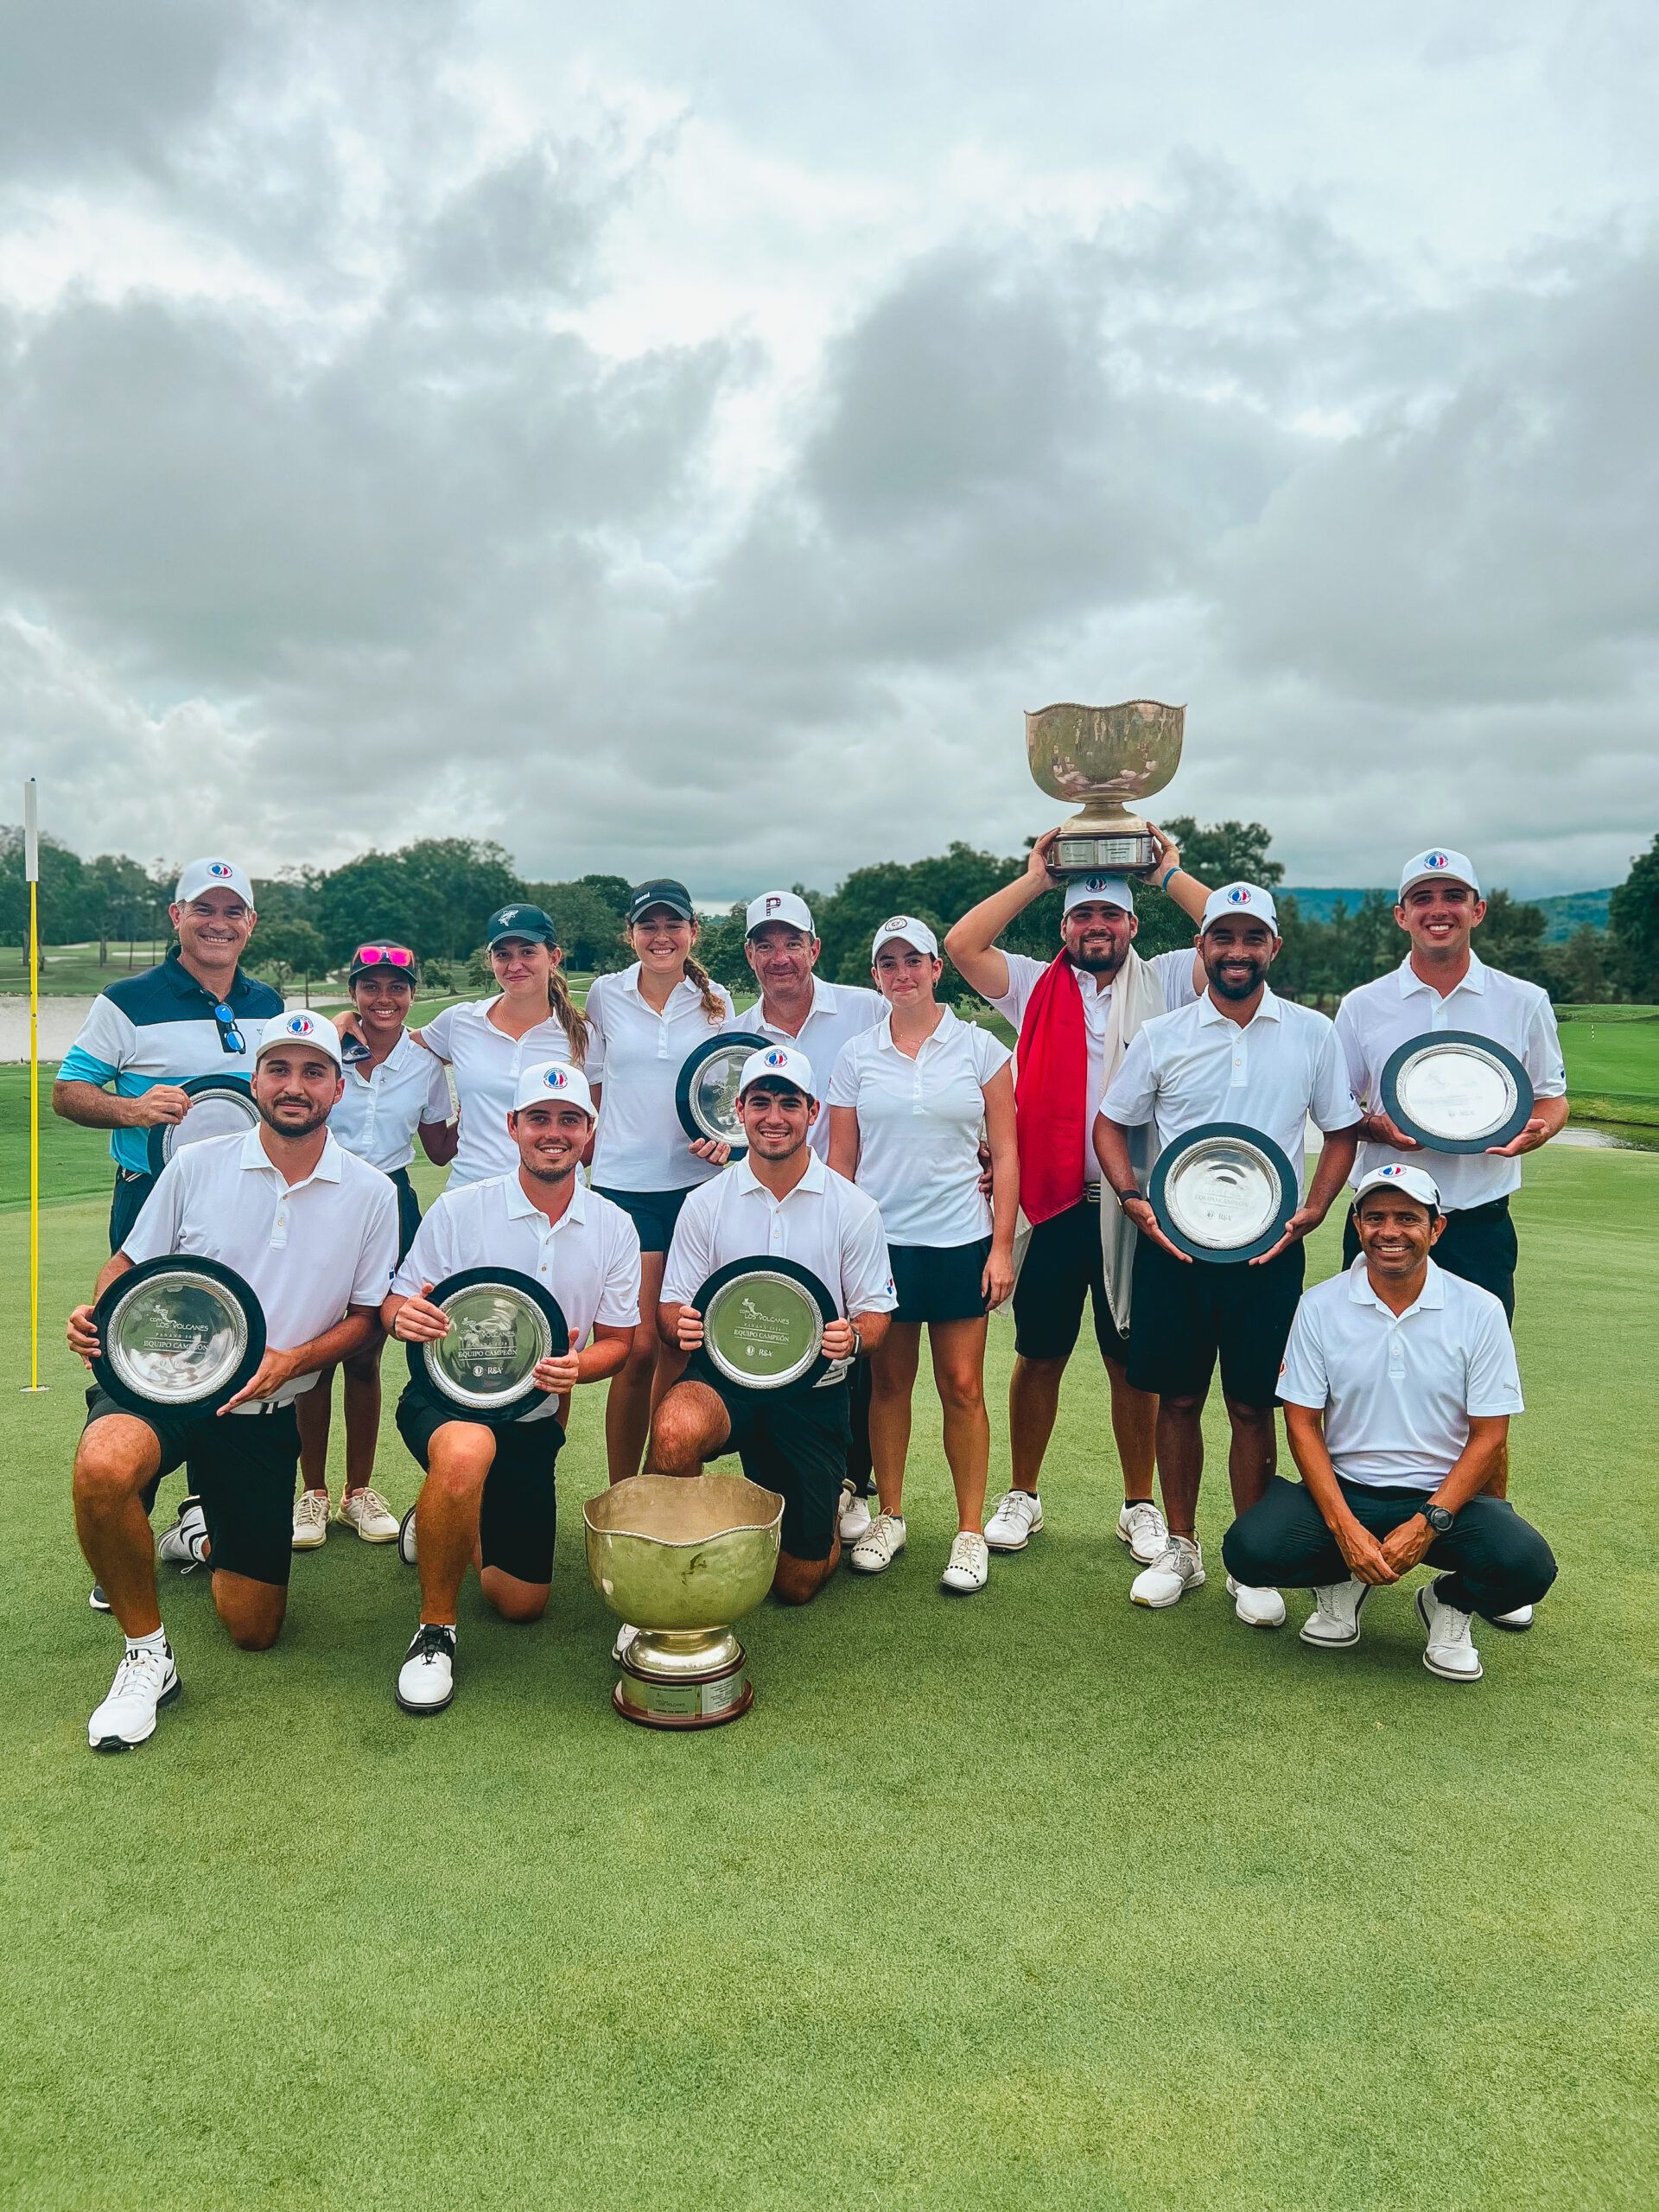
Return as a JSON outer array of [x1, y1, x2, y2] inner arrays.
[[22, 778, 46, 1394]]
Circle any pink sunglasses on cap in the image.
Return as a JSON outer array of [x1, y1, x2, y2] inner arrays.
[[352, 943, 416, 971]]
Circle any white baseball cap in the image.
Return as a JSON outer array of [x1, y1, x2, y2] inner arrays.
[[1200, 882, 1279, 932], [738, 1044, 817, 1100], [175, 857, 254, 906], [871, 914, 940, 960], [746, 891, 815, 937], [512, 1060, 596, 1116], [255, 1010, 343, 1070], [1353, 1164, 1442, 1212], [1398, 848, 1480, 899], [1062, 875, 1135, 916]]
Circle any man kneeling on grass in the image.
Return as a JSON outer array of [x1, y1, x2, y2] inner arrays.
[[1221, 1166, 1556, 1683]]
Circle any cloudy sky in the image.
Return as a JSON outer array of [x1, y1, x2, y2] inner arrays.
[[3, 0, 1656, 899]]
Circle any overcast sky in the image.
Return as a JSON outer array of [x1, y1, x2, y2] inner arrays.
[[3, 0, 1656, 899]]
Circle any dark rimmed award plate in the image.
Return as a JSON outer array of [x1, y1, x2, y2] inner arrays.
[[1148, 1122, 1299, 1265], [1381, 1030, 1533, 1154], [91, 1255, 266, 1417], [145, 1073, 261, 1176], [409, 1267, 569, 1425], [676, 1033, 768, 1160], [696, 1257, 838, 1393]]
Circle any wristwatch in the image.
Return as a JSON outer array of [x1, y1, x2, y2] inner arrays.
[[1419, 1501, 1455, 1535], [1111, 1186, 1141, 1209]]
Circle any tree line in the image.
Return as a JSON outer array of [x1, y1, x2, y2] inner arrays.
[[3, 820, 1656, 1007]]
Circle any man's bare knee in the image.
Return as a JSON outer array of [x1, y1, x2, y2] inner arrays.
[[481, 1572, 550, 1624], [1223, 1395, 1275, 1431], [215, 1578, 287, 1649], [73, 1421, 157, 1507], [648, 1386, 724, 1474], [772, 1548, 836, 1606]]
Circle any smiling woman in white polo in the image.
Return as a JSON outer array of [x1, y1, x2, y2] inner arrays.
[[827, 918, 1017, 1594]]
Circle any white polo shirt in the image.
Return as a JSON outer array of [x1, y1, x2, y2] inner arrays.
[[1277, 1258, 1523, 1491], [826, 1007, 1012, 1248], [586, 964, 736, 1192], [987, 949, 1199, 1189], [393, 1172, 642, 1425], [723, 978, 887, 1158], [123, 1128, 399, 1410], [663, 1152, 896, 1383], [420, 996, 589, 1187], [1101, 987, 1359, 1199], [328, 1034, 453, 1173], [1334, 953, 1568, 1211]]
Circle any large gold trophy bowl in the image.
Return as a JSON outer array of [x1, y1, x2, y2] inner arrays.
[[1026, 699, 1185, 875], [584, 1474, 784, 1729]]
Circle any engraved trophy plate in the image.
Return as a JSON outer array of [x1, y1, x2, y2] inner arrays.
[[697, 1258, 836, 1392], [676, 1032, 768, 1158], [146, 1074, 262, 1176], [1026, 700, 1185, 876], [410, 1268, 569, 1425], [1381, 1032, 1533, 1155], [92, 1255, 266, 1416], [1148, 1122, 1299, 1265]]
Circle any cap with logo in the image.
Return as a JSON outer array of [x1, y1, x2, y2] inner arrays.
[[1199, 881, 1279, 933], [254, 1010, 344, 1070], [485, 905, 557, 948], [175, 858, 255, 906], [1398, 849, 1480, 900], [1062, 875, 1135, 917], [511, 1060, 596, 1116], [1353, 1163, 1442, 1212], [745, 891, 815, 938], [871, 914, 940, 960], [628, 879, 696, 926], [738, 1044, 817, 1100]]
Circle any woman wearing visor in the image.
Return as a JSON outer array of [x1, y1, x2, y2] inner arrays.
[[294, 943, 456, 1549], [585, 880, 736, 1483], [827, 917, 1017, 1592]]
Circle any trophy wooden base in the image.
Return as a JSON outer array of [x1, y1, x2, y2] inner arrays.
[[613, 1638, 754, 1729], [1054, 830, 1156, 874]]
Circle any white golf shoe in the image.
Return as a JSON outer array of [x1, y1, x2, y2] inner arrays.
[[1490, 1603, 1535, 1632], [850, 1513, 906, 1574], [837, 1480, 874, 1545], [156, 1497, 209, 1572], [291, 1488, 330, 1550], [1116, 1499, 1168, 1565], [1130, 1535, 1205, 1608], [1300, 1579, 1369, 1648], [338, 1486, 399, 1543], [396, 1624, 456, 1714], [1417, 1583, 1483, 1682], [612, 1623, 640, 1663], [1226, 1573, 1286, 1630], [397, 1506, 418, 1567], [939, 1531, 989, 1593], [88, 1640, 181, 1752], [984, 1490, 1043, 1552]]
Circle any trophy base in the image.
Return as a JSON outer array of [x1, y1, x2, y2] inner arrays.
[[1053, 831, 1156, 875], [613, 1628, 754, 1729]]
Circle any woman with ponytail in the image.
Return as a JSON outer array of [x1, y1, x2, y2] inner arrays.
[[585, 880, 735, 1483]]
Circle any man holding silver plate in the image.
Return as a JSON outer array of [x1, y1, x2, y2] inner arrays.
[[65, 1013, 399, 1752], [650, 1045, 896, 1607], [1096, 885, 1362, 1626], [384, 1062, 640, 1717]]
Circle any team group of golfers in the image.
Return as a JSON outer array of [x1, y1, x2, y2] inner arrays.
[[55, 829, 1564, 1750]]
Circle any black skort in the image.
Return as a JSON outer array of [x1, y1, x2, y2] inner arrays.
[[83, 1385, 301, 1587], [388, 1166, 423, 1263], [591, 1184, 692, 1256], [395, 1384, 565, 1586], [1342, 1192, 1516, 1322], [686, 1370, 851, 1562], [1126, 1236, 1306, 1408], [1012, 1197, 1130, 1365], [889, 1237, 992, 1325]]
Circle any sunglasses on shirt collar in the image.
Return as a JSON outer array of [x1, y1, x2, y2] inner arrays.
[[213, 1003, 245, 1055]]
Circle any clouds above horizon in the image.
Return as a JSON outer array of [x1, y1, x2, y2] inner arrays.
[[1, 0, 1656, 899]]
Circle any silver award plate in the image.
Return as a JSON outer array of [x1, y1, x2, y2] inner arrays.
[[1148, 1122, 1299, 1264], [420, 1274, 557, 1414], [702, 1267, 829, 1391], [148, 1075, 262, 1174], [98, 1261, 264, 1413], [1382, 1033, 1533, 1154], [676, 1033, 766, 1157]]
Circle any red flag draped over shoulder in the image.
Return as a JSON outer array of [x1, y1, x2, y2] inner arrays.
[[1014, 954, 1086, 1225]]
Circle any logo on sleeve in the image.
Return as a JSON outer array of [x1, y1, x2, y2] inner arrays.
[[1226, 887, 1252, 906], [208, 861, 233, 879]]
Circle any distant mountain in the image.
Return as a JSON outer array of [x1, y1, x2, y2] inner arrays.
[[1281, 886, 1613, 944]]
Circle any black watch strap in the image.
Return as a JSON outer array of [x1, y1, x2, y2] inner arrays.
[[1421, 1501, 1455, 1534]]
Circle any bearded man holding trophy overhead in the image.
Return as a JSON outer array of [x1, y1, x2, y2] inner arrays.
[[944, 701, 1210, 1568]]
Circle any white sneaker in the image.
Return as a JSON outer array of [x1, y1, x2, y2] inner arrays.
[[940, 1530, 989, 1593], [156, 1496, 209, 1571], [1300, 1578, 1369, 1648], [1226, 1573, 1287, 1630], [837, 1480, 874, 1545], [850, 1513, 907, 1574], [612, 1622, 640, 1664], [1116, 1499, 1168, 1565], [88, 1641, 181, 1752], [396, 1624, 456, 1714], [984, 1490, 1043, 1552], [338, 1486, 399, 1543], [89, 1582, 111, 1613], [1490, 1603, 1535, 1632], [397, 1506, 418, 1567], [1417, 1583, 1483, 1682], [1131, 1535, 1205, 1608], [291, 1488, 330, 1550]]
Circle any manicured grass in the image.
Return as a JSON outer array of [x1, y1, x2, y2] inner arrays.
[[1556, 1010, 1659, 1124], [0, 941, 174, 995], [1, 1141, 1655, 2208]]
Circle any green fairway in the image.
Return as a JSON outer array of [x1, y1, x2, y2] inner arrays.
[[2, 1136, 1655, 2209], [1555, 1007, 1659, 1125]]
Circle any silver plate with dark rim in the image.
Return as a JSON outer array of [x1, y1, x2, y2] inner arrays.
[[676, 1032, 767, 1156], [702, 1268, 828, 1391], [422, 1279, 556, 1412], [1382, 1033, 1532, 1154], [147, 1075, 262, 1175], [1162, 1137, 1283, 1248], [105, 1268, 254, 1407]]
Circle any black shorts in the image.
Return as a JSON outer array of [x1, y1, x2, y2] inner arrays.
[[395, 1385, 565, 1586], [83, 1386, 300, 1586], [1342, 1193, 1516, 1323], [388, 1166, 423, 1262], [110, 1168, 159, 1255], [889, 1238, 991, 1325], [1012, 1196, 1130, 1364], [690, 1370, 851, 1561], [591, 1185, 691, 1256], [1126, 1236, 1306, 1407]]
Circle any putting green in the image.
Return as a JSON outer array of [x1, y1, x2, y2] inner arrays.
[[1, 1147, 1655, 2209]]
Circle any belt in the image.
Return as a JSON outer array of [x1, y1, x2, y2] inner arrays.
[[1084, 1180, 1102, 1205]]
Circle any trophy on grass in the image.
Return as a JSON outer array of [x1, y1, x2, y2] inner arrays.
[[1026, 699, 1185, 875]]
